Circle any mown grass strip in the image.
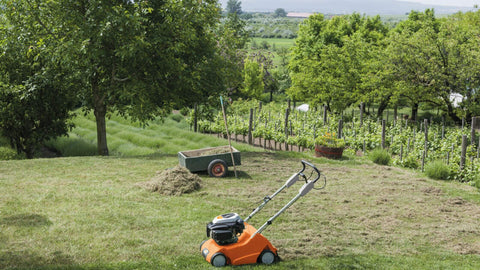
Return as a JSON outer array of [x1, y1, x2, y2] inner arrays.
[[48, 112, 259, 157]]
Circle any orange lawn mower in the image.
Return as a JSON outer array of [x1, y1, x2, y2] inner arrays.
[[200, 160, 326, 267]]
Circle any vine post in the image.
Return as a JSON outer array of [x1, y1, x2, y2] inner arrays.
[[248, 108, 253, 145], [360, 102, 364, 128], [424, 119, 428, 158], [400, 144, 403, 161], [421, 150, 425, 172], [471, 117, 476, 147], [460, 135, 467, 171], [381, 120, 386, 149], [193, 103, 198, 133], [323, 105, 328, 126], [441, 115, 445, 139], [338, 119, 343, 139], [284, 107, 289, 151]]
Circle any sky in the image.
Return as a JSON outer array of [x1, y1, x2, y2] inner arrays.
[[400, 0, 478, 7]]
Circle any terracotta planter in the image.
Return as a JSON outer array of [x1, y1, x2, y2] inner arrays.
[[314, 145, 344, 159]]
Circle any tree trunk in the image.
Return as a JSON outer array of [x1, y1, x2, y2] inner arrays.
[[444, 98, 461, 125], [376, 95, 391, 119], [92, 78, 109, 156], [94, 106, 109, 156], [411, 103, 419, 121]]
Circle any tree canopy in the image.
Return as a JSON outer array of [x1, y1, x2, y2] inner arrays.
[[1, 0, 228, 156], [288, 9, 480, 122], [226, 0, 242, 15], [288, 13, 388, 112]]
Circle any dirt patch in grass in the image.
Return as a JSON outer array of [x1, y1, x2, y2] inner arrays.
[[136, 166, 202, 196], [198, 146, 232, 156], [200, 152, 480, 260]]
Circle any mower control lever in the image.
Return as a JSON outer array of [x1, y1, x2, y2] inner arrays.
[[300, 160, 321, 183]]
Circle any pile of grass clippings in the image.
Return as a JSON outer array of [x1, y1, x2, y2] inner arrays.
[[136, 166, 202, 196]]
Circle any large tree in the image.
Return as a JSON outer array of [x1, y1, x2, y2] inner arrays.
[[2, 0, 224, 155], [288, 13, 388, 113], [387, 9, 474, 123], [226, 0, 242, 15], [0, 2, 76, 158], [216, 12, 250, 97]]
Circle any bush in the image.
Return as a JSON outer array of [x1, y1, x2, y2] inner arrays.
[[169, 113, 184, 123], [369, 148, 391, 165], [0, 146, 23, 160], [394, 155, 419, 169], [424, 160, 451, 180]]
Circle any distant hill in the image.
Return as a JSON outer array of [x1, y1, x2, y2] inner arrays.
[[218, 0, 474, 15]]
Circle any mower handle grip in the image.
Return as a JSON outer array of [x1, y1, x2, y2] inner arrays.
[[300, 160, 321, 183]]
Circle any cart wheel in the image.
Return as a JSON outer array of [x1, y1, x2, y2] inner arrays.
[[211, 252, 227, 267], [258, 250, 276, 265], [208, 159, 228, 177]]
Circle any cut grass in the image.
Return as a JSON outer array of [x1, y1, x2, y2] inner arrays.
[[1, 151, 479, 269], [2, 111, 480, 269]]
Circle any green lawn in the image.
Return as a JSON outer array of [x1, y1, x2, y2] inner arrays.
[[1, 115, 480, 269], [250, 37, 296, 50]]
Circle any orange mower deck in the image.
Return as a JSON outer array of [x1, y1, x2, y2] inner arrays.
[[200, 222, 278, 266]]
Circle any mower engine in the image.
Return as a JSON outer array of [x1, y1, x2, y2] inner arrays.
[[206, 213, 245, 245]]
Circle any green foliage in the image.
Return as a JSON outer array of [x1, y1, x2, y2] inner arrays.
[[0, 146, 23, 160], [285, 9, 480, 122], [369, 148, 391, 165], [0, 4, 76, 158], [274, 8, 287, 18], [243, 58, 264, 99], [0, 81, 75, 158], [315, 132, 346, 148], [226, 0, 242, 15], [288, 13, 388, 112], [217, 12, 250, 95], [395, 155, 420, 169], [169, 114, 184, 123], [424, 160, 451, 180], [1, 0, 226, 156]]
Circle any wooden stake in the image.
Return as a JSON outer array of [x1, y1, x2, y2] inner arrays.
[[220, 96, 237, 178]]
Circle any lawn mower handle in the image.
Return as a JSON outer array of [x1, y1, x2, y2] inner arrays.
[[300, 160, 321, 183], [251, 160, 325, 238]]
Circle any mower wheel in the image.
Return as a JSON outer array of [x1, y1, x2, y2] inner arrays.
[[208, 159, 228, 178], [211, 252, 227, 267], [199, 240, 207, 251], [258, 250, 276, 265]]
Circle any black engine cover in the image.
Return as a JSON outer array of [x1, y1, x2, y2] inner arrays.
[[206, 213, 245, 245]]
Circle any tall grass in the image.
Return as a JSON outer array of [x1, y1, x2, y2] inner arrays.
[[48, 112, 257, 157], [45, 133, 97, 156], [368, 148, 391, 165], [424, 160, 451, 180]]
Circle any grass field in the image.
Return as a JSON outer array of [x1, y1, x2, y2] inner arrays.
[[44, 112, 260, 157], [1, 114, 480, 269], [250, 37, 296, 50]]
